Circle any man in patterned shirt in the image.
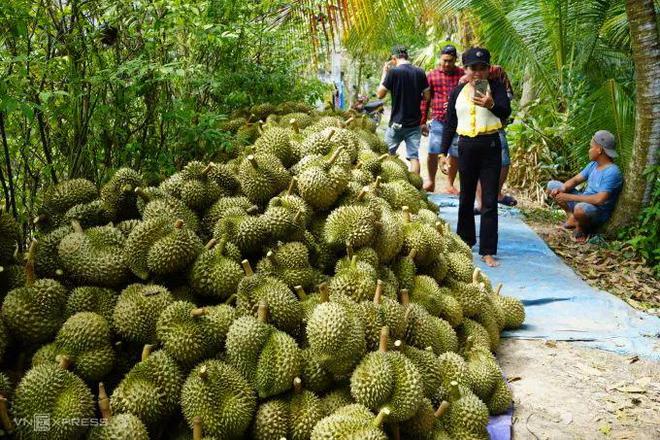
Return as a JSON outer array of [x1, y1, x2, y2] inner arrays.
[[420, 45, 464, 193]]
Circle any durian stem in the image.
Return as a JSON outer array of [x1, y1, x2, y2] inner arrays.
[[190, 308, 208, 318], [378, 153, 389, 162], [257, 121, 264, 134], [373, 176, 382, 190], [290, 119, 300, 134], [373, 280, 384, 304], [327, 146, 345, 167], [57, 354, 71, 370], [472, 268, 481, 284], [33, 214, 46, 225], [134, 187, 151, 202], [435, 221, 444, 234], [98, 383, 112, 421], [326, 128, 336, 141], [198, 365, 209, 380], [202, 163, 214, 176], [393, 340, 403, 351], [246, 205, 260, 214], [319, 282, 330, 303], [292, 377, 303, 394], [399, 289, 410, 306], [372, 407, 390, 428], [293, 210, 303, 224], [25, 239, 37, 286], [247, 154, 258, 168], [346, 243, 354, 260], [174, 219, 184, 229], [356, 188, 368, 201], [402, 206, 411, 223], [408, 248, 417, 260], [141, 344, 154, 362], [192, 416, 203, 440], [448, 381, 461, 401], [344, 116, 355, 127], [435, 401, 450, 418], [241, 259, 254, 276], [224, 294, 237, 305], [266, 251, 276, 265], [0, 266, 3, 274], [495, 283, 503, 296], [379, 326, 390, 353], [205, 239, 217, 250], [0, 397, 14, 433], [294, 285, 307, 301], [287, 177, 297, 196], [71, 219, 84, 234], [257, 301, 269, 323]]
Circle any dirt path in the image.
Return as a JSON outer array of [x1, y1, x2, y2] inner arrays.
[[499, 339, 660, 439]]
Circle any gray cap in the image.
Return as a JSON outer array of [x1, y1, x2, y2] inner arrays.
[[592, 130, 617, 158]]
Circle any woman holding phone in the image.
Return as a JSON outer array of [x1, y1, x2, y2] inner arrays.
[[439, 48, 511, 267]]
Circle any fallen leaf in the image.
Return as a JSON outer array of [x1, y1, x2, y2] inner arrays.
[[545, 340, 557, 348]]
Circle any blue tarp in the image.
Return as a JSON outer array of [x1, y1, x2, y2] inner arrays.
[[428, 194, 660, 440]]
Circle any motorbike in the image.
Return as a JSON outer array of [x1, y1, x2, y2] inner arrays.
[[351, 95, 384, 125]]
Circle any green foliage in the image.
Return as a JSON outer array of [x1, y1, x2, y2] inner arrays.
[[617, 165, 660, 275]]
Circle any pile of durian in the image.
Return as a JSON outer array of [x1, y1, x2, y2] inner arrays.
[[0, 102, 525, 440]]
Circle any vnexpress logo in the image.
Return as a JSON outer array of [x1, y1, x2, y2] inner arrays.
[[33, 414, 51, 432]]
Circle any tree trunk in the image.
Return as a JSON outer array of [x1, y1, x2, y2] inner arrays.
[[606, 0, 660, 234]]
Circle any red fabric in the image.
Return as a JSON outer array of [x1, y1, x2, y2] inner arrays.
[[420, 66, 465, 125]]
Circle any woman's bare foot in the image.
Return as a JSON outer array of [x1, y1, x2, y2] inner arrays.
[[481, 255, 499, 267], [443, 186, 459, 195], [423, 180, 435, 192]]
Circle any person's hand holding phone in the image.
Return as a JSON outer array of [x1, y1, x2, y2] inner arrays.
[[472, 90, 494, 109]]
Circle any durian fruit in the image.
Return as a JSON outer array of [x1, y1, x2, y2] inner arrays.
[[463, 338, 501, 401], [372, 207, 404, 264], [180, 360, 256, 439], [398, 342, 443, 400], [36, 178, 98, 231], [160, 162, 224, 212], [299, 347, 334, 394], [208, 162, 241, 194], [256, 243, 319, 291], [262, 200, 305, 241], [400, 207, 445, 267], [238, 154, 290, 205], [350, 327, 424, 422], [226, 302, 301, 399], [487, 376, 513, 415], [446, 251, 474, 283], [112, 283, 174, 345], [323, 204, 376, 249], [399, 398, 445, 440], [435, 352, 471, 402], [138, 190, 201, 232], [188, 239, 244, 301], [2, 242, 68, 344], [297, 146, 350, 210], [494, 285, 526, 330], [377, 180, 426, 213], [100, 168, 143, 221], [328, 255, 377, 303], [124, 218, 203, 279], [201, 195, 254, 236], [358, 281, 406, 351], [0, 321, 9, 365], [63, 199, 113, 228], [320, 387, 354, 416], [268, 186, 313, 227], [116, 218, 142, 238], [445, 381, 490, 440], [58, 221, 130, 287], [236, 260, 303, 334], [402, 291, 458, 355], [410, 275, 464, 327], [0, 204, 20, 265], [446, 269, 489, 319], [297, 127, 340, 158], [34, 225, 72, 278], [12, 363, 95, 440], [443, 222, 473, 260], [111, 347, 184, 425], [456, 318, 492, 353], [253, 126, 296, 167], [65, 286, 117, 323], [306, 292, 366, 379], [89, 384, 149, 440], [310, 404, 389, 440], [212, 207, 268, 256], [156, 301, 235, 368], [48, 312, 115, 381], [252, 377, 324, 440], [378, 157, 409, 182], [0, 263, 26, 296]]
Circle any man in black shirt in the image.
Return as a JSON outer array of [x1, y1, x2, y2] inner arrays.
[[377, 45, 430, 175]]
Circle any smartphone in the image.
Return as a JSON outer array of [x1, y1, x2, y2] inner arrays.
[[474, 79, 489, 96]]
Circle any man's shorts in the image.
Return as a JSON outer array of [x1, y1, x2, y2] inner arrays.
[[385, 125, 422, 160], [428, 119, 458, 155], [546, 180, 610, 225], [499, 129, 511, 167]]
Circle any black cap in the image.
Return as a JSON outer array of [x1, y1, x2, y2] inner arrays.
[[391, 45, 409, 58], [441, 45, 458, 57], [462, 47, 491, 67]]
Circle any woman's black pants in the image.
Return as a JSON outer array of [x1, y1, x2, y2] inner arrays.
[[457, 133, 502, 256]]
